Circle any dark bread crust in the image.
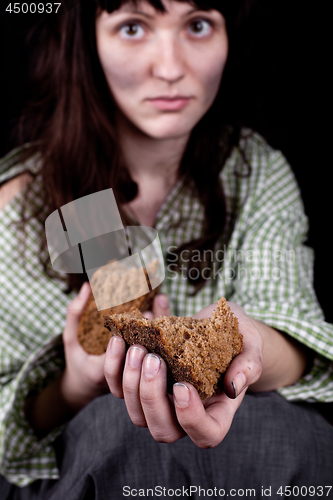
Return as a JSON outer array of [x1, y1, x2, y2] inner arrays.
[[105, 312, 192, 392], [77, 289, 158, 355], [104, 298, 242, 400]]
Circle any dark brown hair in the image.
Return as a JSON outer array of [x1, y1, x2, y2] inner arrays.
[[17, 0, 252, 294]]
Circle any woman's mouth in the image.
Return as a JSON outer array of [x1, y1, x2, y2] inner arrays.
[[147, 96, 192, 111]]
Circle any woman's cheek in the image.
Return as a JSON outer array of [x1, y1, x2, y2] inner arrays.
[[102, 55, 145, 93], [201, 56, 227, 105]]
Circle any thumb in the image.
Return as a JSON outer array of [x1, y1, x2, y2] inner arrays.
[[152, 294, 171, 318], [64, 282, 91, 341]]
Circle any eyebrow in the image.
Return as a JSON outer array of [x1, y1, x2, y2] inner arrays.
[[183, 7, 204, 17]]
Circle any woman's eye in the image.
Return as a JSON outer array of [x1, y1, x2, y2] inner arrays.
[[119, 23, 145, 39], [188, 19, 212, 37]]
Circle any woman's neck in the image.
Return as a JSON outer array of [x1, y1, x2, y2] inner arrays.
[[117, 115, 190, 227], [118, 114, 189, 188]]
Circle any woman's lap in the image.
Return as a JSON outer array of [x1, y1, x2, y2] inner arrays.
[[2, 391, 333, 500]]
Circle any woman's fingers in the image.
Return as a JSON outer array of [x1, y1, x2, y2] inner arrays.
[[104, 336, 126, 399], [62, 282, 110, 406], [104, 296, 261, 446], [106, 342, 185, 441], [173, 383, 245, 448], [104, 335, 247, 448], [139, 354, 185, 442], [142, 311, 154, 319], [142, 294, 171, 319], [223, 341, 262, 399], [223, 301, 263, 399], [152, 294, 171, 317], [192, 300, 263, 400], [122, 345, 148, 426], [63, 282, 91, 345]]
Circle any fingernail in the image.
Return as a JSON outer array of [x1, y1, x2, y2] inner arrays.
[[173, 383, 190, 408], [108, 336, 123, 356], [143, 354, 160, 379], [157, 295, 169, 309], [128, 346, 145, 369], [232, 373, 246, 398]]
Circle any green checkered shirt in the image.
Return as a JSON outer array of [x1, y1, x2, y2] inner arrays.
[[1, 132, 333, 486]]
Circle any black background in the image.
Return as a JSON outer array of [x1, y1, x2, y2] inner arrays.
[[0, 0, 331, 322]]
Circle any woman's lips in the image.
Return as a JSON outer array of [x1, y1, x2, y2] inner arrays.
[[147, 97, 192, 111]]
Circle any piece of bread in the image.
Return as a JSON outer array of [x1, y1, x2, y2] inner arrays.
[[78, 259, 160, 355], [88, 259, 159, 311], [104, 297, 242, 400], [77, 290, 158, 355]]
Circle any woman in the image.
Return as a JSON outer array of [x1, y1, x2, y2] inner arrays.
[[0, 0, 332, 498]]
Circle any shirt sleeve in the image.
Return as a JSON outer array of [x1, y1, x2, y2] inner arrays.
[[0, 147, 72, 486], [0, 334, 66, 487], [227, 144, 333, 402]]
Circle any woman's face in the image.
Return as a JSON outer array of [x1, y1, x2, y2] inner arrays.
[[96, 0, 228, 139]]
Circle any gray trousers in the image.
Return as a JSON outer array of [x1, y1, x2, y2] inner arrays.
[[1, 392, 333, 500]]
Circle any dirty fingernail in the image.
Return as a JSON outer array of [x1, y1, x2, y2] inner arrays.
[[232, 373, 246, 398]]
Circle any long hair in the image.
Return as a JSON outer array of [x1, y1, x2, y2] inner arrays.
[[16, 0, 253, 294]]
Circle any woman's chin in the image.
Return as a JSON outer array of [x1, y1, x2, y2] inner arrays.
[[118, 108, 200, 141], [137, 119, 196, 141]]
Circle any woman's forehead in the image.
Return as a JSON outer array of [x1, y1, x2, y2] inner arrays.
[[96, 0, 224, 14]]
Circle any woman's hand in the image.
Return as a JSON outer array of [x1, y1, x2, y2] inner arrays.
[[192, 301, 263, 400], [62, 282, 109, 412], [25, 282, 109, 437], [104, 299, 263, 448]]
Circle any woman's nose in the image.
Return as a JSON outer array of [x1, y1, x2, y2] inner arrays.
[[151, 36, 186, 83]]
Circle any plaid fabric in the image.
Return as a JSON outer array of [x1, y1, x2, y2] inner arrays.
[[1, 132, 332, 486]]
